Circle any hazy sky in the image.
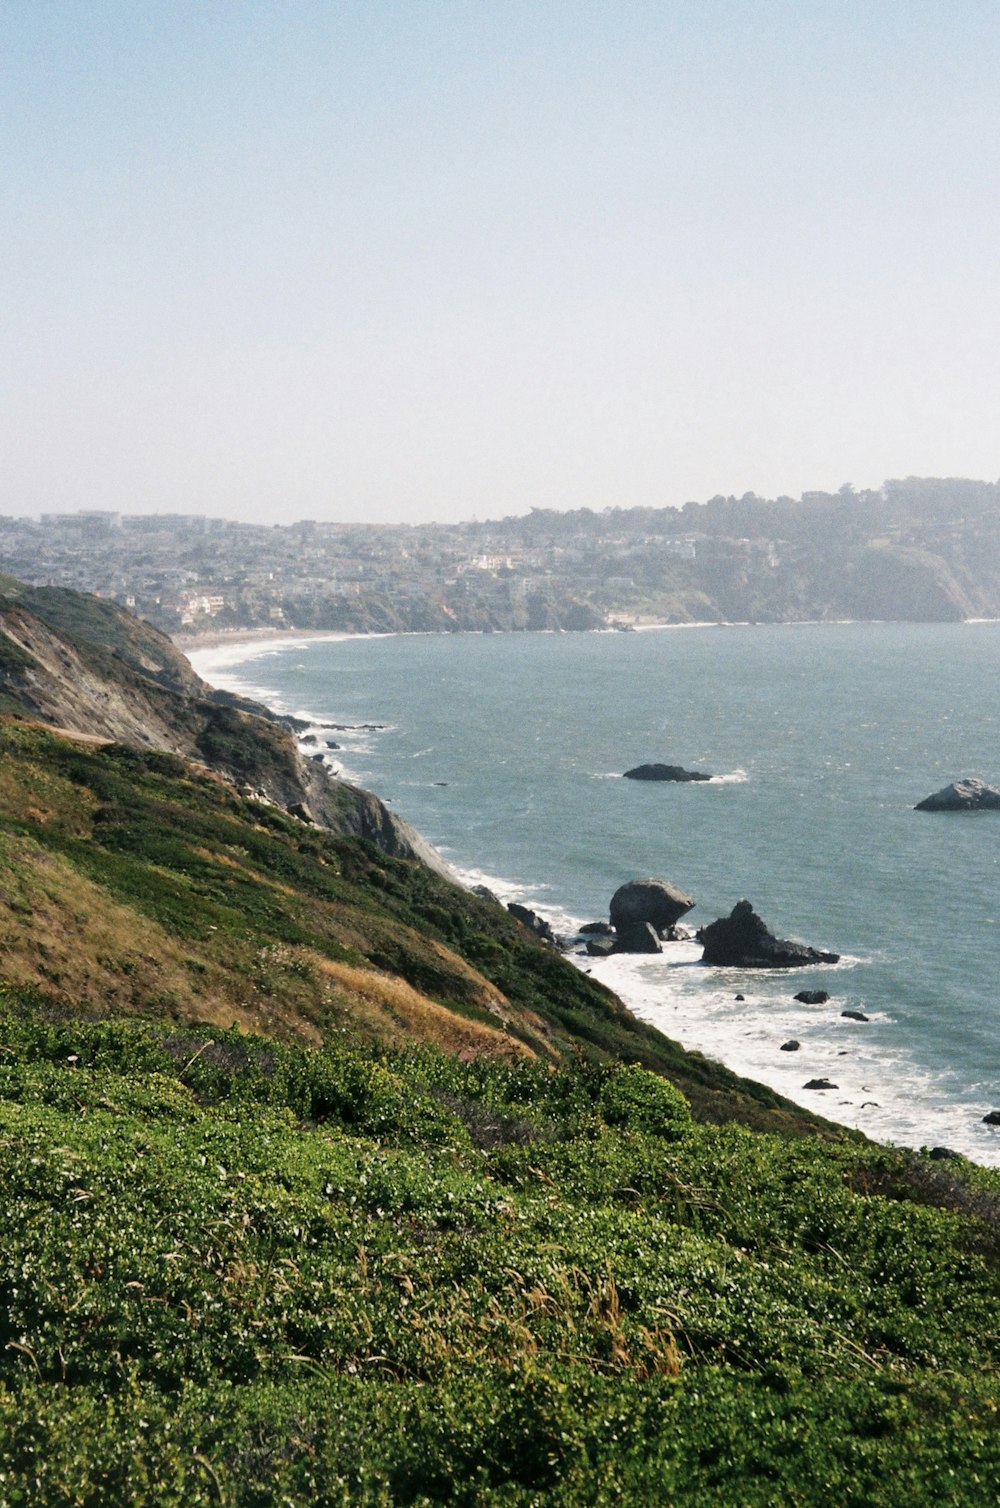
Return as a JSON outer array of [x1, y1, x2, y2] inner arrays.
[[3, 1, 999, 525]]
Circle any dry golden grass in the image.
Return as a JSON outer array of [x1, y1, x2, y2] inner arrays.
[[314, 957, 533, 1061], [0, 830, 531, 1060]]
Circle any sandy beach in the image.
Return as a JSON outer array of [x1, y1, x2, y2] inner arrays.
[[172, 625, 357, 654]]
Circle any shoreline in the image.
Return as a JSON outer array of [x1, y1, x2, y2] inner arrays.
[[173, 615, 1000, 658], [188, 626, 1000, 1167], [173, 626, 359, 653]]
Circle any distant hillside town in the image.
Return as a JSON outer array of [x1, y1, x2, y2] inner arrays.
[[4, 475, 1000, 634]]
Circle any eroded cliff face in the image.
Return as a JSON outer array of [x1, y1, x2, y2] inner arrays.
[[0, 588, 447, 873]]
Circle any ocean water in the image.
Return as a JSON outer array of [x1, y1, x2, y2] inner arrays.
[[190, 623, 1000, 1165]]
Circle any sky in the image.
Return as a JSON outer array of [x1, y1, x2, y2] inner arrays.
[[3, 1, 1000, 527]]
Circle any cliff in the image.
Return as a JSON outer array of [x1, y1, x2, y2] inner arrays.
[[0, 583, 445, 872]]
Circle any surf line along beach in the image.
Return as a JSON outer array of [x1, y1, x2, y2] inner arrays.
[[187, 621, 1000, 1167]]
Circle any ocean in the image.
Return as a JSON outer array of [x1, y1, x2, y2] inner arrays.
[[190, 622, 1000, 1165]]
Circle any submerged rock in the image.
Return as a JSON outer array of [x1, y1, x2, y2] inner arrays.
[[804, 1078, 838, 1090], [841, 1009, 869, 1022], [699, 900, 839, 969], [780, 1040, 800, 1052], [609, 878, 694, 953], [915, 779, 1000, 811], [623, 763, 712, 783], [794, 990, 830, 1004]]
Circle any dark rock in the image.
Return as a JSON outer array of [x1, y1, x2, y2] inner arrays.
[[699, 900, 839, 969], [507, 903, 557, 946], [288, 801, 314, 824], [734, 993, 745, 1001], [618, 921, 663, 954], [982, 1110, 1000, 1126], [780, 1040, 800, 1052], [915, 778, 1000, 812], [841, 1009, 869, 1022], [471, 884, 502, 906], [585, 936, 617, 958], [325, 739, 341, 750], [803, 1078, 838, 1090], [928, 1146, 961, 1160], [579, 921, 614, 935], [623, 763, 712, 783], [610, 878, 694, 953], [794, 990, 830, 1004]]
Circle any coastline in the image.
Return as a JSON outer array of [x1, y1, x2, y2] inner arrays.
[[183, 624, 1000, 1167], [173, 625, 358, 653], [173, 615, 1000, 657]]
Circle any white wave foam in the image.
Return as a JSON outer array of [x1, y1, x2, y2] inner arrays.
[[187, 634, 349, 681], [451, 865, 586, 934], [709, 770, 749, 784], [575, 948, 1000, 1165]]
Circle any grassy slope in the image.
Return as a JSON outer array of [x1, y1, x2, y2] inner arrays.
[[0, 717, 832, 1133], [0, 1010, 997, 1504], [0, 720, 999, 1501]]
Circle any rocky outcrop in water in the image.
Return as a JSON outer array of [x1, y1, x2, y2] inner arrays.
[[584, 935, 617, 958], [699, 900, 839, 969], [623, 763, 711, 783], [609, 878, 695, 952], [915, 779, 1000, 811]]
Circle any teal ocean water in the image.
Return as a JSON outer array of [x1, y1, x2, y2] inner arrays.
[[191, 623, 1000, 1164]]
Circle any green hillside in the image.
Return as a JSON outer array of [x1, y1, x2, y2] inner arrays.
[[0, 1000, 998, 1504], [0, 585, 997, 1502]]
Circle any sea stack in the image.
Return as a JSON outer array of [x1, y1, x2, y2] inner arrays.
[[609, 878, 695, 952], [623, 763, 712, 783], [915, 779, 1000, 811], [699, 900, 839, 969]]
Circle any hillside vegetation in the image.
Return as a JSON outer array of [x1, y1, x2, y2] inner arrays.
[[0, 1000, 998, 1503], [0, 583, 998, 1502]]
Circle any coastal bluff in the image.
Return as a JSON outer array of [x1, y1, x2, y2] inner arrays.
[[0, 581, 446, 873]]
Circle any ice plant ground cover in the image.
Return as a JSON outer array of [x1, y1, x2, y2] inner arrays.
[[0, 1008, 997, 1504]]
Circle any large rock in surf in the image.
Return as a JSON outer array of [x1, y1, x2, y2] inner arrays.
[[699, 900, 839, 969], [623, 763, 711, 783], [915, 779, 1000, 812], [610, 878, 694, 952]]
